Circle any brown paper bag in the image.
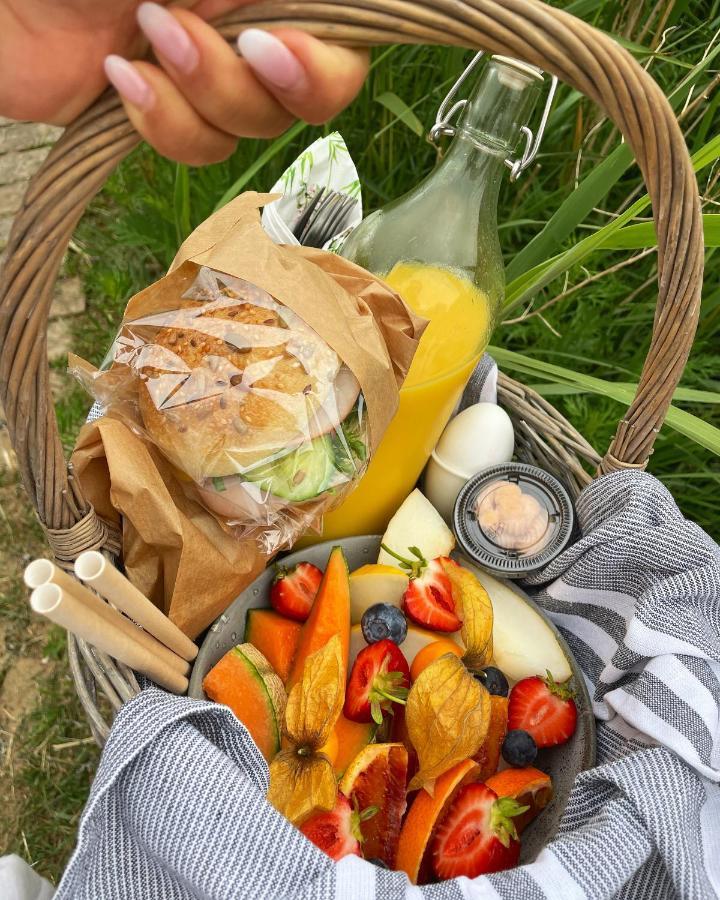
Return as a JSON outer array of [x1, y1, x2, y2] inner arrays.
[[70, 193, 425, 637], [72, 416, 266, 637]]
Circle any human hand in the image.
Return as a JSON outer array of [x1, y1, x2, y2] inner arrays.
[[0, 1, 368, 165]]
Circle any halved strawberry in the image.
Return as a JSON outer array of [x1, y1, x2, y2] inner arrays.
[[344, 639, 410, 725], [508, 671, 577, 748], [380, 545, 461, 632], [270, 561, 323, 622], [300, 793, 377, 861], [432, 783, 527, 879]]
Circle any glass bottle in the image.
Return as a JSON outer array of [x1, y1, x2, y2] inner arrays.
[[320, 56, 544, 540]]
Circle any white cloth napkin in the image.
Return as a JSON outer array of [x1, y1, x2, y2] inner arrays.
[[0, 855, 55, 900], [261, 131, 362, 251]]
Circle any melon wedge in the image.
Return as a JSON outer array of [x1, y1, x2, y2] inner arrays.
[[202, 643, 286, 762], [378, 489, 455, 567], [395, 758, 481, 885], [244, 608, 301, 683], [349, 564, 409, 624], [287, 546, 350, 692], [470, 567, 572, 682]]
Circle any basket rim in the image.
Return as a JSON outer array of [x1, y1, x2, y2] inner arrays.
[[0, 0, 704, 739]]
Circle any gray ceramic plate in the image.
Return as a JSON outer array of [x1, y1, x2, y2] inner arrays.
[[190, 535, 596, 864]]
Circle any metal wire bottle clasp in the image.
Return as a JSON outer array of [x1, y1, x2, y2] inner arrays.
[[429, 52, 558, 182]]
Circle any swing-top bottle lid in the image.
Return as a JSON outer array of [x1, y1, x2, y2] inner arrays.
[[491, 56, 545, 83]]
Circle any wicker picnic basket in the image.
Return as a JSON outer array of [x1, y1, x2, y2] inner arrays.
[[0, 0, 703, 744]]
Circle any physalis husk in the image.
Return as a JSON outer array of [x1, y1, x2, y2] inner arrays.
[[405, 653, 490, 793], [441, 560, 493, 671], [267, 635, 345, 824]]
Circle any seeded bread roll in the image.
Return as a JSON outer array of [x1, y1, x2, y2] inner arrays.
[[133, 278, 360, 481]]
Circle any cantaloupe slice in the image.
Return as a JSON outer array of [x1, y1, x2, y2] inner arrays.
[[244, 608, 301, 683], [333, 715, 375, 777], [202, 643, 286, 762], [286, 546, 350, 692], [395, 758, 481, 885]]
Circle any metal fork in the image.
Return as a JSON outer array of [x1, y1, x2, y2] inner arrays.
[[292, 187, 356, 248]]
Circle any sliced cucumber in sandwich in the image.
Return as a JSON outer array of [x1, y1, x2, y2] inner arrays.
[[244, 435, 335, 502]]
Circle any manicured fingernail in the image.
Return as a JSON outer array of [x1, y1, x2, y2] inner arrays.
[[104, 56, 154, 110], [237, 29, 306, 91], [137, 2, 199, 74]]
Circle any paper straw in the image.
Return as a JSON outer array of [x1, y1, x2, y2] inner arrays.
[[74, 551, 198, 662], [31, 583, 188, 694], [24, 558, 189, 677]]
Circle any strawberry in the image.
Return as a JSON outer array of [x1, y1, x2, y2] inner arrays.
[[508, 671, 577, 748], [432, 783, 527, 879], [380, 544, 461, 632], [270, 561, 323, 622], [344, 639, 410, 725], [300, 793, 377, 861]]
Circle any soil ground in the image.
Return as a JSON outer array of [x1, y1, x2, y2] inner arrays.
[[0, 471, 100, 883]]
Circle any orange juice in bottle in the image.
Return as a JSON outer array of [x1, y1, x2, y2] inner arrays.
[[317, 57, 544, 540]]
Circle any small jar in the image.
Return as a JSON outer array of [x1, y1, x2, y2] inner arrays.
[[453, 463, 575, 578]]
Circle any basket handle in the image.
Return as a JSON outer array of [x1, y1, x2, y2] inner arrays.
[[0, 0, 703, 538]]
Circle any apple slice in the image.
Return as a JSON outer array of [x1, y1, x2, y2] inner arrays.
[[469, 566, 572, 683], [349, 564, 409, 624], [349, 622, 464, 670], [378, 489, 455, 567]]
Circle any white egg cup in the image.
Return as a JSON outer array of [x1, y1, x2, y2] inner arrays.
[[423, 450, 475, 524], [424, 402, 516, 524]]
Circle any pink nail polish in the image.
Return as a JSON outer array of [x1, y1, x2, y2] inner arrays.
[[137, 2, 199, 75], [104, 56, 154, 110], [237, 29, 306, 91]]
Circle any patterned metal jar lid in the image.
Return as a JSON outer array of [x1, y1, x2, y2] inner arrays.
[[453, 462, 575, 578]]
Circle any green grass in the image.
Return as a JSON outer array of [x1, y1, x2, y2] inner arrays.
[[0, 474, 101, 881], [61, 0, 720, 538], [7, 641, 101, 879]]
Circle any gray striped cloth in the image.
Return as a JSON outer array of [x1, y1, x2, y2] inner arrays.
[[56, 362, 720, 900]]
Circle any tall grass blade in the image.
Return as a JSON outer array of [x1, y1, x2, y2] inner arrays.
[[504, 135, 720, 312], [489, 346, 720, 455], [602, 214, 720, 249], [214, 121, 309, 211], [505, 41, 720, 282], [375, 91, 425, 136], [505, 145, 634, 281], [173, 163, 191, 246]]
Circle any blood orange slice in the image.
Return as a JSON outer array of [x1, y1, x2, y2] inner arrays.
[[395, 758, 481, 885], [485, 766, 553, 832], [340, 743, 408, 866]]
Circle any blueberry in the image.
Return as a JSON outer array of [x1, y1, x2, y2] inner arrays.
[[365, 858, 389, 869], [473, 666, 509, 697], [502, 729, 538, 767], [361, 603, 408, 645]]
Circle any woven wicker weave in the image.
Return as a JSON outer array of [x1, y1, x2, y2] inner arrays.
[[0, 0, 702, 742]]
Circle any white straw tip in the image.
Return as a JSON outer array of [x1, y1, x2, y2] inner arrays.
[[75, 550, 105, 582], [31, 583, 63, 615], [24, 558, 54, 589]]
